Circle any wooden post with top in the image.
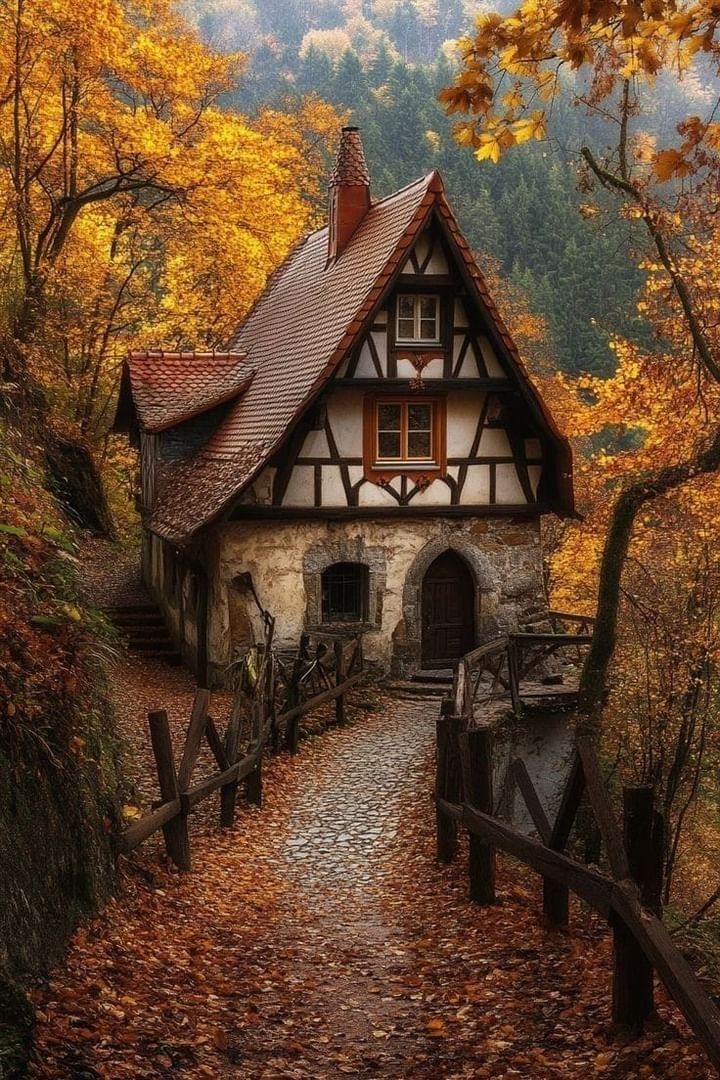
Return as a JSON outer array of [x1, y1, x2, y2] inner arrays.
[[286, 633, 309, 755], [334, 638, 346, 727], [612, 786, 658, 1029], [435, 698, 464, 863], [149, 709, 191, 870], [459, 727, 496, 904]]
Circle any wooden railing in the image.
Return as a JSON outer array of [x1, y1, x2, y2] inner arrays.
[[455, 610, 595, 718], [273, 632, 364, 754], [435, 708, 720, 1072], [119, 630, 364, 869]]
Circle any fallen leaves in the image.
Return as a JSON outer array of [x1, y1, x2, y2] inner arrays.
[[26, 675, 716, 1080]]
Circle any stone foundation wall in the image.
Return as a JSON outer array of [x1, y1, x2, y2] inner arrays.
[[211, 516, 545, 677]]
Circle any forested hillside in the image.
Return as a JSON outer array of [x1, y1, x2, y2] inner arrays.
[[184, 0, 715, 375]]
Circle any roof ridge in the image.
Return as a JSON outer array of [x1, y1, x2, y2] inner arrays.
[[278, 173, 437, 252]]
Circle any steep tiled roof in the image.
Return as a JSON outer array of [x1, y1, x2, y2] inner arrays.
[[330, 126, 370, 187], [149, 172, 440, 543], [124, 351, 254, 433], [138, 167, 574, 545]]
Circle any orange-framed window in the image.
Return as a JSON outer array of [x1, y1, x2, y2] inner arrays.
[[363, 395, 447, 477]]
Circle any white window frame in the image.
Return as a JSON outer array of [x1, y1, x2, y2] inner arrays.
[[395, 293, 440, 344]]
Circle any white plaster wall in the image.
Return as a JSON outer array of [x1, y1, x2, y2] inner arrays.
[[411, 479, 452, 506], [396, 355, 444, 379], [496, 463, 527, 503], [213, 515, 544, 671], [462, 465, 491, 502], [452, 336, 482, 378], [479, 336, 505, 378], [300, 429, 330, 457], [454, 299, 468, 327], [326, 389, 362, 457], [447, 391, 484, 456], [283, 465, 314, 506], [355, 340, 378, 377]]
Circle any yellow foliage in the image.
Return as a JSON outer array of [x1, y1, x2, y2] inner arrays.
[[0, 0, 341, 436]]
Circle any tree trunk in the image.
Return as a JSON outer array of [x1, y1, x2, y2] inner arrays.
[[579, 425, 720, 720]]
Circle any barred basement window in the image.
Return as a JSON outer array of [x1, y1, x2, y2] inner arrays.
[[321, 562, 368, 623]]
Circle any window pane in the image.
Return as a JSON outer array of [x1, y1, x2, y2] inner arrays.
[[397, 318, 415, 339], [420, 295, 437, 318], [378, 431, 402, 458], [408, 404, 432, 430], [397, 295, 414, 319], [420, 318, 437, 339], [377, 404, 401, 430], [321, 562, 366, 622], [408, 430, 432, 458]]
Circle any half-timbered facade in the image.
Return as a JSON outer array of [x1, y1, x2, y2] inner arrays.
[[115, 127, 574, 681]]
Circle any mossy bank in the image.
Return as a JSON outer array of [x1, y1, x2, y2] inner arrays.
[[0, 424, 124, 1077]]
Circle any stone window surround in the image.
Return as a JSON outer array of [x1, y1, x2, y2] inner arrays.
[[304, 540, 387, 634]]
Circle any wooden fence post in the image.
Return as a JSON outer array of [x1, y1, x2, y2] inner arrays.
[[435, 701, 464, 863], [149, 709, 191, 870], [459, 728, 496, 904], [246, 702, 263, 807], [286, 634, 308, 755], [247, 756, 262, 807], [624, 785, 664, 916], [612, 786, 658, 1029], [334, 639, 346, 727], [286, 677, 300, 755], [508, 637, 522, 717], [220, 704, 242, 828], [543, 755, 585, 930]]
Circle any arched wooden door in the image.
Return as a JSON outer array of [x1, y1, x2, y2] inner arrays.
[[421, 550, 475, 668]]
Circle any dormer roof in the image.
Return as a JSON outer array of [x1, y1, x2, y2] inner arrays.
[[116, 351, 254, 434]]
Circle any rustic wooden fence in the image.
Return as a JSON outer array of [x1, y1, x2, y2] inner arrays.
[[435, 702, 720, 1072], [457, 611, 595, 717], [118, 630, 364, 870]]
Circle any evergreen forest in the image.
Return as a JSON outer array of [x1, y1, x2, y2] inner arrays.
[[186, 0, 713, 376]]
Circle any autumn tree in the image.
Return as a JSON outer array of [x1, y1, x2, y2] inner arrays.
[[440, 0, 720, 717], [0, 0, 339, 521]]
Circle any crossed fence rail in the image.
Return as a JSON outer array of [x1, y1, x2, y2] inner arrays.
[[455, 610, 595, 717], [119, 627, 364, 870], [437, 613, 720, 1074]]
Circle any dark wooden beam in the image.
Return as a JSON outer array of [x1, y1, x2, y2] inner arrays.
[[332, 378, 513, 390], [229, 504, 547, 522]]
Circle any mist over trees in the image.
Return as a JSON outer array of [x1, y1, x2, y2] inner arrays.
[[183, 0, 715, 376]]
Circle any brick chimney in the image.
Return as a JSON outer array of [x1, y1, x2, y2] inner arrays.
[[327, 126, 371, 264]]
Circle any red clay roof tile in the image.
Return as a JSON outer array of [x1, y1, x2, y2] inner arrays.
[[126, 351, 254, 433]]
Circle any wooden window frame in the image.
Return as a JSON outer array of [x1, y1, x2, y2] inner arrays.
[[363, 394, 447, 483], [395, 293, 441, 345]]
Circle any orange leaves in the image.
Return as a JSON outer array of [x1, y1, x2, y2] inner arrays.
[[512, 109, 547, 144], [653, 148, 693, 181], [439, 0, 720, 188]]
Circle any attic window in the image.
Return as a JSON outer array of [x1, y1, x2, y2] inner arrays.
[[396, 294, 439, 343]]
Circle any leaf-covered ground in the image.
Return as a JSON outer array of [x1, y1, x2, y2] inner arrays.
[[27, 655, 713, 1078]]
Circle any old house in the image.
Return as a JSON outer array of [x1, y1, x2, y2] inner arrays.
[[114, 127, 574, 684]]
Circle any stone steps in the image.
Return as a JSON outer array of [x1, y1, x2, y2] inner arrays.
[[105, 603, 182, 665]]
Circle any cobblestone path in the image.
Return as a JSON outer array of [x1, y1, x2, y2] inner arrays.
[[31, 682, 712, 1080]]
